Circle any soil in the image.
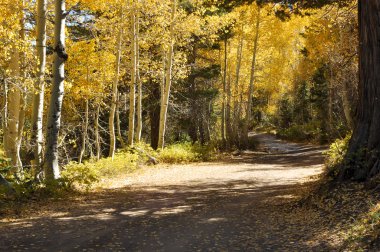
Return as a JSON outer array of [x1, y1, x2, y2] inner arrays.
[[0, 133, 359, 251]]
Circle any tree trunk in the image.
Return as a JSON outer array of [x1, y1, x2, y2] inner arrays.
[[116, 95, 125, 147], [79, 99, 88, 163], [5, 2, 24, 173], [341, 81, 353, 128], [157, 0, 176, 149], [128, 0, 137, 147], [136, 3, 142, 142], [95, 104, 101, 161], [233, 31, 244, 145], [44, 0, 67, 180], [109, 7, 123, 159], [31, 0, 47, 170], [226, 46, 233, 147], [149, 83, 160, 150], [243, 7, 261, 148], [342, 1, 380, 180], [188, 46, 198, 143], [2, 81, 7, 149], [221, 37, 228, 145]]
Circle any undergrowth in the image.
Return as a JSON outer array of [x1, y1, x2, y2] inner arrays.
[[343, 202, 380, 250], [0, 141, 217, 210], [324, 133, 351, 178]]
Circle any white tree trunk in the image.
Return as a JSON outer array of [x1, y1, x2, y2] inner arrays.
[[79, 99, 88, 163], [157, 0, 176, 149], [109, 7, 123, 159], [244, 7, 261, 146], [31, 0, 47, 170], [95, 104, 101, 161], [44, 0, 67, 180], [128, 0, 137, 147], [5, 2, 24, 173], [136, 4, 142, 142], [233, 31, 244, 133], [6, 46, 22, 171], [221, 37, 228, 144], [2, 82, 8, 149]]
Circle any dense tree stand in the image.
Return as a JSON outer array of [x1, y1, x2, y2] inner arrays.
[[341, 1, 380, 181]]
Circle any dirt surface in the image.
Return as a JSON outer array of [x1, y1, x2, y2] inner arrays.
[[0, 133, 339, 251]]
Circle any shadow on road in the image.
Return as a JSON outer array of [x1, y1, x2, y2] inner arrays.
[[0, 133, 336, 251]]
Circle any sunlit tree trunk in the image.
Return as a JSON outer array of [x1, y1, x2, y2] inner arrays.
[[136, 2, 142, 142], [95, 104, 101, 161], [116, 95, 125, 147], [109, 6, 123, 159], [243, 7, 261, 148], [226, 71, 233, 147], [234, 31, 244, 146], [44, 0, 67, 180], [342, 1, 380, 180], [2, 82, 7, 148], [341, 81, 353, 128], [221, 37, 228, 145], [6, 46, 22, 172], [79, 99, 88, 163], [128, 0, 137, 146], [31, 0, 47, 170], [157, 0, 176, 149], [5, 1, 24, 173]]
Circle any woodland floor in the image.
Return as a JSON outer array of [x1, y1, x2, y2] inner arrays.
[[0, 133, 378, 251]]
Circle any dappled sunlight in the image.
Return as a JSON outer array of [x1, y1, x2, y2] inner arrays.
[[0, 133, 342, 251], [120, 209, 149, 217], [153, 205, 192, 216]]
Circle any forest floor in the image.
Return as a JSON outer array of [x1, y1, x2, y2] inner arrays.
[[0, 133, 379, 251]]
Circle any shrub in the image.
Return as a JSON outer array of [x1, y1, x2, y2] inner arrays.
[[158, 143, 199, 163], [158, 142, 215, 164], [60, 151, 139, 190], [61, 162, 99, 191], [324, 133, 351, 178]]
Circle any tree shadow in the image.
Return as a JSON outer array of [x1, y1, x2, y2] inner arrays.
[[0, 179, 339, 251]]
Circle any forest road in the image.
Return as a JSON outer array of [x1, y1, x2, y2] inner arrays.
[[0, 133, 333, 251]]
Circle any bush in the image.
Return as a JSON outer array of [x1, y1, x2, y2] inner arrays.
[[324, 133, 351, 178], [61, 162, 99, 191], [158, 142, 215, 164], [60, 151, 140, 190]]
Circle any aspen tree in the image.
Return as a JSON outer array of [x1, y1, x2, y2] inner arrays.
[[5, 0, 24, 173], [221, 37, 227, 145], [243, 6, 261, 147], [157, 0, 176, 149], [128, 0, 137, 147], [44, 0, 67, 180], [31, 0, 47, 170], [109, 5, 123, 159], [79, 99, 88, 163], [136, 1, 142, 142], [95, 104, 101, 161]]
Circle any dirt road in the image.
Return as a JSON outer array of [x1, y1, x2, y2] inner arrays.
[[1, 134, 335, 251]]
